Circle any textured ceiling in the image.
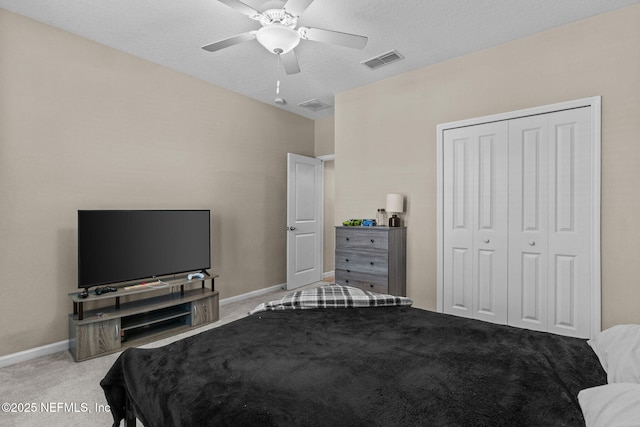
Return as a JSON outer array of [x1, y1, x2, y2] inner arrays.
[[2, 0, 639, 120]]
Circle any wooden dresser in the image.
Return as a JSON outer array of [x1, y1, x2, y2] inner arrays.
[[335, 226, 406, 296]]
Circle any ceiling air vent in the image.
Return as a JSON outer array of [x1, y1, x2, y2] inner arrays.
[[361, 50, 404, 70], [298, 99, 332, 112]]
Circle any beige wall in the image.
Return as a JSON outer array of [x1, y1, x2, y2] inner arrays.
[[314, 116, 335, 157], [335, 4, 640, 329], [0, 9, 314, 356], [314, 117, 335, 274]]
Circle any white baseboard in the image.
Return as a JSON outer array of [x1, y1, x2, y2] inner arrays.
[[219, 273, 334, 306], [0, 339, 69, 369], [219, 283, 285, 306]]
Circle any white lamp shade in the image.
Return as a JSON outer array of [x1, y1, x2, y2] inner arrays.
[[256, 24, 300, 54], [386, 193, 404, 213]]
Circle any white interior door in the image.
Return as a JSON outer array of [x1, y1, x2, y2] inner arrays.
[[508, 114, 550, 332], [443, 122, 509, 322], [443, 127, 474, 318], [472, 122, 509, 324], [508, 108, 593, 337], [286, 153, 323, 290], [546, 107, 593, 337]]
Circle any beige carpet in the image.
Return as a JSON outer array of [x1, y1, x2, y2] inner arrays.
[[0, 282, 323, 427]]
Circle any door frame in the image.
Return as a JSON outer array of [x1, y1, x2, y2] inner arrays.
[[436, 96, 601, 335]]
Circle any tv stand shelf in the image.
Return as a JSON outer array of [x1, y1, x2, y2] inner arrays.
[[68, 274, 219, 362]]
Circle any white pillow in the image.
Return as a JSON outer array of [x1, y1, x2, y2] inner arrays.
[[588, 324, 640, 383], [578, 383, 640, 427]]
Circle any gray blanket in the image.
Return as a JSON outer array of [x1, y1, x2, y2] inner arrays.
[[101, 306, 605, 426]]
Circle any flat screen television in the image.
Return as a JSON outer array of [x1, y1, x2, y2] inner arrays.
[[78, 210, 210, 289]]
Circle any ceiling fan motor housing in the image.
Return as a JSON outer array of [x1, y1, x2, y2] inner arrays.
[[258, 9, 298, 27]]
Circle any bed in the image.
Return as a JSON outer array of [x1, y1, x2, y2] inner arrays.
[[101, 285, 608, 427]]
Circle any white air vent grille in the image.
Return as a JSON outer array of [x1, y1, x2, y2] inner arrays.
[[361, 50, 404, 70], [298, 99, 332, 112]]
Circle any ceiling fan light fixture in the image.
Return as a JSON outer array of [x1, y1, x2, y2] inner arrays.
[[256, 24, 300, 54]]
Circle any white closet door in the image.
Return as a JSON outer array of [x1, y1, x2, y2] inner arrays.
[[546, 107, 592, 337], [438, 97, 600, 338], [443, 122, 508, 322], [508, 107, 592, 337], [443, 127, 474, 318], [508, 115, 550, 332]]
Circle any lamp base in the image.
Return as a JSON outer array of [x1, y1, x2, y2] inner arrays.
[[389, 214, 401, 227]]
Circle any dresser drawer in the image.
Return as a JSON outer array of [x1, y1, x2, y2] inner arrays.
[[335, 228, 388, 252], [335, 269, 388, 294], [335, 250, 388, 275]]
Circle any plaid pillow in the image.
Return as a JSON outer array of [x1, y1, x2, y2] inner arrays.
[[249, 284, 413, 315]]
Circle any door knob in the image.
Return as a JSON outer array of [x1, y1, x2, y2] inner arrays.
[[484, 239, 490, 244], [286, 226, 296, 231], [529, 240, 536, 246]]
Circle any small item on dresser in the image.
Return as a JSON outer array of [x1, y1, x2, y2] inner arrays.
[[361, 219, 377, 226], [342, 219, 362, 226], [376, 208, 386, 227]]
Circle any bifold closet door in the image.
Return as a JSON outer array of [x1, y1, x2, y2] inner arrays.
[[508, 107, 592, 338], [507, 115, 549, 332], [443, 122, 508, 323]]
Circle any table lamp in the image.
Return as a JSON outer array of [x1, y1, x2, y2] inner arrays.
[[386, 193, 404, 227]]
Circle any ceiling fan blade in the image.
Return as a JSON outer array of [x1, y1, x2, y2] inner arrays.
[[299, 27, 367, 49], [201, 32, 256, 52], [217, 0, 261, 18], [283, 0, 314, 17], [280, 50, 301, 75]]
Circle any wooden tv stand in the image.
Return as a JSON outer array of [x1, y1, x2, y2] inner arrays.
[[68, 274, 219, 362]]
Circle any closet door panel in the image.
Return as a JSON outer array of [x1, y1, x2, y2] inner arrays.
[[443, 129, 474, 318], [443, 123, 508, 322], [520, 252, 543, 321], [547, 107, 592, 337], [473, 123, 508, 324], [508, 115, 549, 331]]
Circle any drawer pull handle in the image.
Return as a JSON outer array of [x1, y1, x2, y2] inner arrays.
[[345, 280, 349, 283], [347, 269, 351, 273], [370, 262, 374, 265], [345, 259, 349, 262], [371, 239, 375, 243], [369, 284, 374, 288], [346, 237, 350, 241]]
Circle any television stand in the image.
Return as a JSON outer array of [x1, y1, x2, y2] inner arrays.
[[68, 274, 219, 362]]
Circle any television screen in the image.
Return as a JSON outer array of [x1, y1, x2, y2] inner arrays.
[[78, 210, 210, 288]]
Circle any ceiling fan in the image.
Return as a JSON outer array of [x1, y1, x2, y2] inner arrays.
[[201, 0, 368, 74]]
